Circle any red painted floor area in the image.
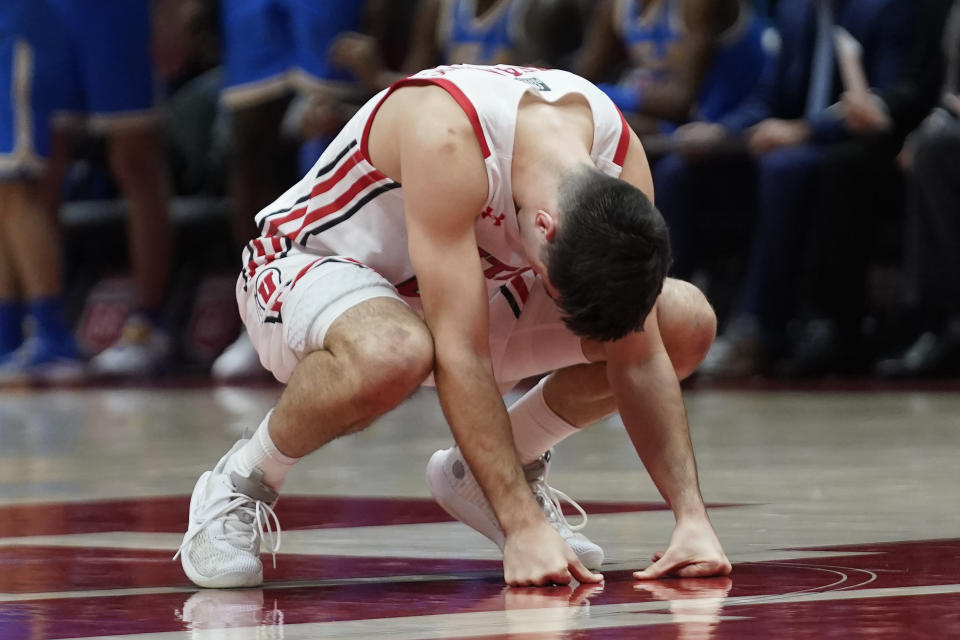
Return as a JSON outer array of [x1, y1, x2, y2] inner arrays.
[[2, 385, 957, 638], [0, 496, 742, 538], [1, 526, 957, 639]]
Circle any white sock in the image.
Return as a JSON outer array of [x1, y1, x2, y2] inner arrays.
[[225, 411, 300, 490], [509, 377, 580, 465]]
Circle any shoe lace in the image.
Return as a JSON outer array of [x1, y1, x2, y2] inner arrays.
[[174, 492, 282, 568], [531, 479, 589, 533]]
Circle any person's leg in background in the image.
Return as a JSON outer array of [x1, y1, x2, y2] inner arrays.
[[0, 178, 24, 358], [212, 0, 365, 380], [702, 143, 824, 376], [0, 3, 83, 383], [780, 139, 900, 376], [652, 150, 755, 317], [651, 153, 710, 283], [0, 180, 81, 383], [0, 242, 23, 360], [52, 0, 176, 378], [876, 118, 960, 376], [209, 0, 300, 381]]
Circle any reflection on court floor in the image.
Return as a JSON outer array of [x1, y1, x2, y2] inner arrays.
[[0, 384, 957, 639]]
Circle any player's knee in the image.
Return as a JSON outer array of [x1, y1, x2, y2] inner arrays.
[[348, 321, 434, 414], [660, 280, 716, 380], [689, 294, 717, 369]]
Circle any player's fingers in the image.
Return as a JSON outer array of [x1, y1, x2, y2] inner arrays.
[[674, 562, 710, 578], [546, 567, 574, 586], [675, 559, 733, 578], [633, 553, 681, 580], [651, 550, 664, 563], [568, 556, 604, 584]]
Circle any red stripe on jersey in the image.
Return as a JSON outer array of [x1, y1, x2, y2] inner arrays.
[[360, 77, 491, 162], [264, 205, 307, 238], [309, 150, 364, 199], [509, 273, 530, 304], [263, 151, 365, 236], [613, 108, 631, 167], [246, 238, 272, 277], [290, 259, 322, 291], [294, 170, 385, 235]]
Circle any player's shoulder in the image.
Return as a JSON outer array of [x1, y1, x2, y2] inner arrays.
[[389, 83, 485, 163]]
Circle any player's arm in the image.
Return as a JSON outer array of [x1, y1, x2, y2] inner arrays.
[[330, 0, 442, 93], [401, 0, 444, 74], [400, 94, 601, 586], [630, 0, 729, 122], [602, 131, 730, 579], [571, 0, 624, 82]]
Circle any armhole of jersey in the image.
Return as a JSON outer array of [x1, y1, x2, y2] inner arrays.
[[360, 76, 493, 163], [613, 107, 630, 168]]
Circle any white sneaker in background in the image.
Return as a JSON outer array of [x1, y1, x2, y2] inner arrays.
[[175, 440, 281, 588], [0, 337, 85, 386], [88, 315, 172, 377], [426, 447, 605, 569], [211, 332, 266, 381]]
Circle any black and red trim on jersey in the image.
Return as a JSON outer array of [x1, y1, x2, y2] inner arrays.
[[256, 256, 366, 324], [360, 77, 492, 163], [250, 137, 399, 260]]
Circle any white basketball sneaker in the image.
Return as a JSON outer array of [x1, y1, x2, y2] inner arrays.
[[89, 315, 172, 377], [175, 441, 282, 588], [426, 447, 604, 569], [211, 333, 267, 381]]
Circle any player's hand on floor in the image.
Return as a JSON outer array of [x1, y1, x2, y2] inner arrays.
[[633, 519, 732, 580], [503, 521, 604, 587]]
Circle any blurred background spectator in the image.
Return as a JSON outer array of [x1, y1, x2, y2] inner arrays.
[[654, 0, 945, 378], [574, 0, 773, 143], [209, 0, 366, 380], [7, 0, 960, 385], [0, 0, 84, 385], [875, 0, 960, 377], [52, 0, 176, 379]]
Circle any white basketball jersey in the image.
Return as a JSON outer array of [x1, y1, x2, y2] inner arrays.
[[241, 64, 631, 313]]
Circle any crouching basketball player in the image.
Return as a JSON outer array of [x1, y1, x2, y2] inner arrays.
[[176, 63, 731, 587]]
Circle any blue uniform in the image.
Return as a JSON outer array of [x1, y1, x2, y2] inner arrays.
[[0, 0, 74, 177], [438, 0, 531, 65], [220, 0, 363, 108], [49, 0, 157, 126], [615, 0, 771, 123], [2, 0, 157, 177]]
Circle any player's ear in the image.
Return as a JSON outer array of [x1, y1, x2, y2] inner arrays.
[[534, 210, 557, 242]]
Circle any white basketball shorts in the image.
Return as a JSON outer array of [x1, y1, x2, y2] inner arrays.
[[238, 253, 589, 386]]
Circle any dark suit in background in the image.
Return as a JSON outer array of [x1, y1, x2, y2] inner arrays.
[[653, 0, 923, 376], [876, 0, 960, 376], [790, 0, 953, 375]]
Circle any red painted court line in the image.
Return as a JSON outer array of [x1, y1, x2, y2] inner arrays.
[[0, 496, 747, 538], [5, 545, 959, 640], [0, 546, 503, 593]]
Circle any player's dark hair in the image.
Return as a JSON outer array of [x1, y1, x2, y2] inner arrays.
[[546, 166, 671, 342]]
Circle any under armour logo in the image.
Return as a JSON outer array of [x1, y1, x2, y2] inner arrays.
[[481, 207, 505, 227]]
